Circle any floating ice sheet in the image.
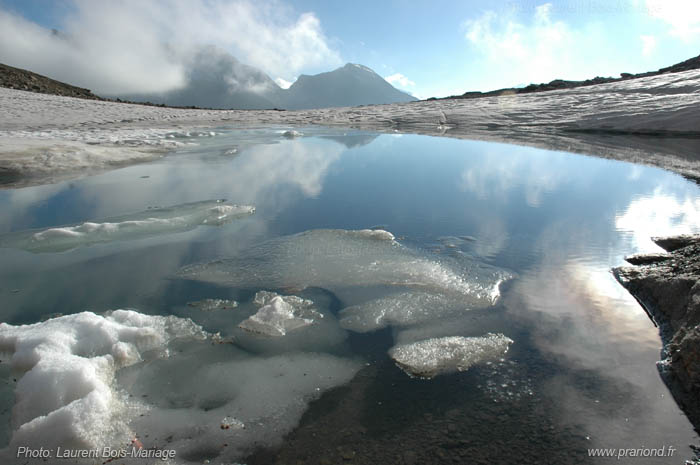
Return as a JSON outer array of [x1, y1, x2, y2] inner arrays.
[[0, 199, 255, 253], [178, 228, 510, 308], [239, 291, 323, 336], [389, 334, 514, 379], [0, 310, 205, 456]]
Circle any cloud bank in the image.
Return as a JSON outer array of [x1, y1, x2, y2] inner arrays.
[[646, 0, 700, 41], [0, 0, 341, 95]]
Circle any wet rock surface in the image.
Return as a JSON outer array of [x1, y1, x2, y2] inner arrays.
[[614, 234, 700, 433]]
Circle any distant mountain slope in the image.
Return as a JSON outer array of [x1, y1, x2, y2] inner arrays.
[[0, 62, 102, 100], [283, 63, 417, 109], [438, 53, 700, 101]]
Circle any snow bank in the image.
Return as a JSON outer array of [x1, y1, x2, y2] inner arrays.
[[0, 200, 255, 252], [4, 69, 700, 184], [389, 334, 513, 379], [0, 310, 205, 455]]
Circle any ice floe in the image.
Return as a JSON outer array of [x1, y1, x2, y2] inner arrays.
[[0, 310, 206, 455], [178, 228, 510, 309], [389, 334, 514, 379], [0, 199, 254, 252], [238, 291, 323, 336]]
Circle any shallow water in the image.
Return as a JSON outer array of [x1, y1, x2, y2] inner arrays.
[[1, 127, 699, 464]]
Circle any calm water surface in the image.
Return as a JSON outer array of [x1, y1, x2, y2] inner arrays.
[[1, 128, 699, 464]]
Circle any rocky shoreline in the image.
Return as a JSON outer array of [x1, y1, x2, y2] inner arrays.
[[614, 235, 700, 435]]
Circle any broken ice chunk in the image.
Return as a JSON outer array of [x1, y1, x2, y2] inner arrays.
[[220, 416, 245, 430], [238, 291, 323, 336], [187, 298, 239, 312], [282, 130, 303, 138], [339, 289, 500, 333], [0, 199, 255, 253], [389, 334, 513, 379]]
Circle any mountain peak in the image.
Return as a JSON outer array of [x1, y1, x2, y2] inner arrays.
[[342, 63, 376, 75]]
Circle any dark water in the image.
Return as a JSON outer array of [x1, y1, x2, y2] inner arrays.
[[0, 128, 699, 464]]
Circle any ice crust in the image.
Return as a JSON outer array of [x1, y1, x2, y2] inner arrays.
[[0, 310, 206, 455], [389, 334, 514, 378], [0, 199, 255, 252]]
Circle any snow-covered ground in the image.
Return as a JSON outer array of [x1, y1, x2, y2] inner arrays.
[[1, 68, 700, 185]]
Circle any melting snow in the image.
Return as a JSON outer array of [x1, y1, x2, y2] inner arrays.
[[0, 310, 205, 455]]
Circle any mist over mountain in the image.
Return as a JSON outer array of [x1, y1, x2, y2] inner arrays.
[[116, 46, 284, 110], [115, 47, 415, 110]]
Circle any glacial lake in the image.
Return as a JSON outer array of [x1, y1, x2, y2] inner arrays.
[[1, 128, 699, 464]]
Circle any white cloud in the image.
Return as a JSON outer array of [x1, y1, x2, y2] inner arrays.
[[274, 77, 295, 89], [462, 3, 589, 87], [646, 0, 700, 41], [384, 73, 415, 88], [0, 0, 341, 95], [640, 34, 657, 56]]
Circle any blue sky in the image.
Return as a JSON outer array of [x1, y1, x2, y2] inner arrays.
[[1, 0, 699, 98]]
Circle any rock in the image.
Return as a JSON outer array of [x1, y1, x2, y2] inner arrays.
[[613, 234, 700, 433], [653, 235, 700, 252], [624, 253, 672, 265]]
